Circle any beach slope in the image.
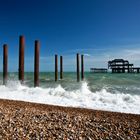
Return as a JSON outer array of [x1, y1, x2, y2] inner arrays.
[[0, 99, 139, 139]]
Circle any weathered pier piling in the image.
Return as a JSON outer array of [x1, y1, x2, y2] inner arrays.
[[3, 44, 8, 85], [137, 68, 139, 73], [34, 40, 40, 87], [55, 54, 58, 81], [76, 53, 80, 82], [19, 35, 25, 83], [60, 56, 63, 79], [81, 54, 84, 80], [128, 65, 130, 73]]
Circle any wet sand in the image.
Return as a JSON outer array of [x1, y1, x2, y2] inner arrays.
[[0, 99, 139, 139]]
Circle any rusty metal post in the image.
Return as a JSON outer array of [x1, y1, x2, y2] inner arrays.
[[81, 54, 84, 80], [34, 40, 40, 87], [137, 68, 139, 73], [3, 44, 8, 85], [55, 54, 58, 81], [77, 53, 80, 82], [19, 35, 25, 83], [60, 56, 63, 79], [128, 65, 130, 73]]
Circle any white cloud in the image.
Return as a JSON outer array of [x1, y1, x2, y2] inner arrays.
[[84, 53, 90, 57]]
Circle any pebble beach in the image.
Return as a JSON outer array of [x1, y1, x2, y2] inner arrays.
[[0, 99, 140, 139]]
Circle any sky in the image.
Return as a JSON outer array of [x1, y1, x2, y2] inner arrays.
[[0, 0, 140, 71]]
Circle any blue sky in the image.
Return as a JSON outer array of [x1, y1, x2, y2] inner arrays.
[[0, 0, 140, 71]]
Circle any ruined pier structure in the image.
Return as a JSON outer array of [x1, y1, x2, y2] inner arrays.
[[108, 59, 140, 73]]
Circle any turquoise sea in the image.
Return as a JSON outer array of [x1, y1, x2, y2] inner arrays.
[[0, 72, 140, 114]]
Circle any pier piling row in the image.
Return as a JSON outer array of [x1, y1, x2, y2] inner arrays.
[[76, 54, 85, 82], [3, 44, 8, 85], [2, 36, 86, 87]]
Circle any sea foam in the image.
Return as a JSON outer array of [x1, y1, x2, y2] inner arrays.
[[0, 81, 140, 114]]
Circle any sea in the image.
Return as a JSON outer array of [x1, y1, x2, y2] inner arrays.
[[0, 72, 140, 114]]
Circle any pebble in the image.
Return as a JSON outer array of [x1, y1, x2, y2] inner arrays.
[[0, 99, 139, 139]]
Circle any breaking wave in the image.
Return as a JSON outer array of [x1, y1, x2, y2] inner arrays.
[[0, 80, 140, 114]]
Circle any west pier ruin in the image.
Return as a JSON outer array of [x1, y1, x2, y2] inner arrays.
[[108, 59, 140, 73], [90, 59, 140, 73]]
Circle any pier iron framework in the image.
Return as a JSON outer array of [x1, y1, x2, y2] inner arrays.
[[108, 59, 140, 73]]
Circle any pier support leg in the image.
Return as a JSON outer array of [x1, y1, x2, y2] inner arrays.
[[76, 53, 80, 82], [81, 54, 84, 80], [137, 69, 139, 73], [34, 40, 40, 87], [55, 54, 58, 81], [128, 66, 130, 73], [19, 35, 25, 83], [60, 56, 63, 79], [3, 44, 8, 85]]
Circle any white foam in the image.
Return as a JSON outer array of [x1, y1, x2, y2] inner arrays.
[[0, 81, 140, 114]]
